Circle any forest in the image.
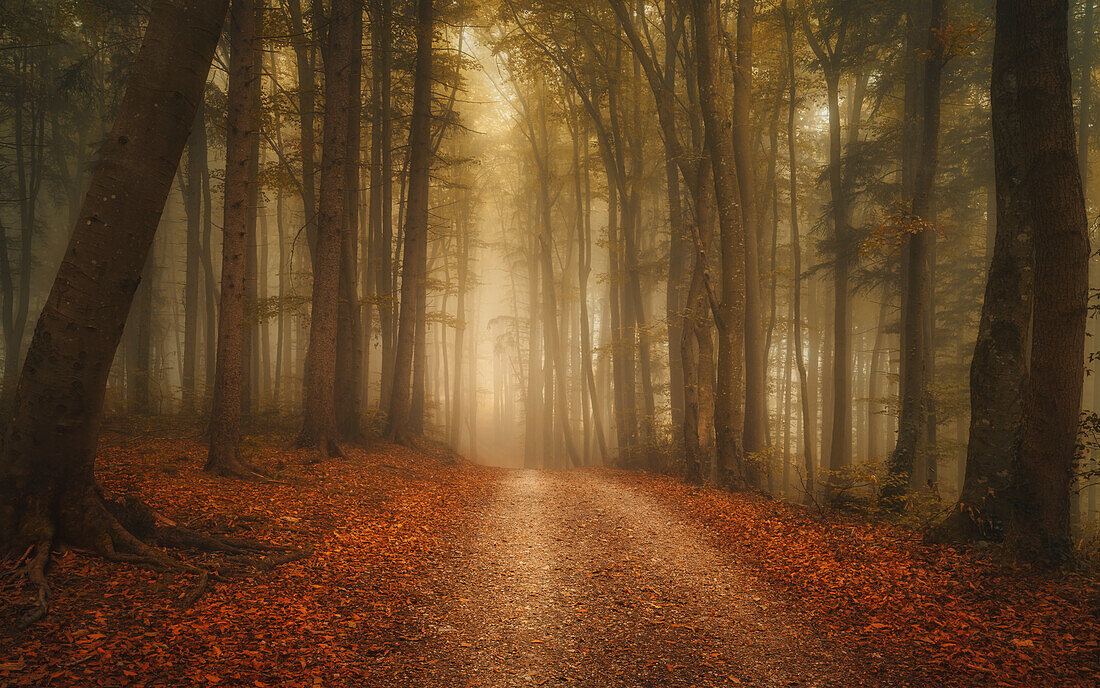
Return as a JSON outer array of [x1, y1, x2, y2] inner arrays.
[[1, 0, 1099, 685]]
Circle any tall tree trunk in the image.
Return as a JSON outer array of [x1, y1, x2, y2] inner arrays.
[[733, 0, 768, 469], [825, 71, 852, 486], [369, 0, 395, 409], [242, 37, 263, 417], [783, 0, 814, 500], [693, 0, 748, 486], [577, 122, 608, 462], [301, 0, 355, 457], [181, 104, 205, 416], [197, 106, 218, 395], [286, 0, 318, 260], [683, 160, 717, 484], [377, 0, 396, 408], [0, 0, 228, 565], [867, 298, 889, 460], [525, 235, 544, 468], [887, 0, 946, 501], [1011, 0, 1090, 562], [336, 3, 364, 441], [208, 0, 260, 476], [386, 0, 433, 444], [451, 213, 469, 449]]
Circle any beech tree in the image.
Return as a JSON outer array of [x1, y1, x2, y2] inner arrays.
[[301, 0, 356, 457], [208, 0, 261, 476], [0, 0, 231, 623], [386, 0, 433, 444]]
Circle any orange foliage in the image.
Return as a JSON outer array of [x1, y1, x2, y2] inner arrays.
[[634, 474, 1100, 687], [0, 426, 496, 687]]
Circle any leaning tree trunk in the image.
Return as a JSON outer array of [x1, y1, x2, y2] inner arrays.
[[301, 0, 355, 457], [1010, 0, 1090, 563], [386, 0, 433, 444], [208, 0, 261, 476], [0, 0, 229, 610]]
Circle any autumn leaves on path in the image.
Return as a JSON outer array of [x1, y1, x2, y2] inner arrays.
[[3, 432, 1098, 687], [400, 472, 852, 687]]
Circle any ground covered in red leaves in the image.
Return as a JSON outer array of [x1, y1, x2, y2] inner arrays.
[[3, 434, 1099, 687], [632, 473, 1100, 687], [1, 424, 497, 687]]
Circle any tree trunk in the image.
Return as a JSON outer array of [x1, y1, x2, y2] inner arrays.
[[181, 104, 205, 416], [386, 0, 433, 444], [733, 0, 768, 469], [376, 0, 396, 409], [208, 0, 260, 476], [336, 3, 364, 442], [783, 0, 814, 500], [1010, 0, 1090, 562], [301, 0, 355, 457], [196, 105, 218, 395], [693, 0, 748, 487], [0, 0, 228, 560], [887, 0, 946, 501], [286, 0, 318, 261], [241, 38, 262, 417]]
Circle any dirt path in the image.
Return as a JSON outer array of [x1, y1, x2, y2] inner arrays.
[[397, 470, 858, 687]]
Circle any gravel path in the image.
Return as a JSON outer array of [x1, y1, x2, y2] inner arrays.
[[402, 470, 858, 687]]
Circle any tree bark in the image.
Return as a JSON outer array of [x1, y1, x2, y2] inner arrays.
[[386, 0, 433, 444], [208, 0, 260, 476], [181, 104, 205, 416], [286, 0, 318, 261], [0, 0, 228, 556], [1010, 0, 1090, 562], [301, 0, 355, 457], [887, 0, 946, 501], [336, 3, 364, 442], [693, 0, 748, 487], [733, 0, 768, 470], [783, 0, 814, 501]]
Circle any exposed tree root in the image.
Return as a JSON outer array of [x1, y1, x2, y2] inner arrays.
[[204, 451, 276, 482], [7, 489, 305, 628], [12, 540, 53, 629], [296, 429, 346, 463]]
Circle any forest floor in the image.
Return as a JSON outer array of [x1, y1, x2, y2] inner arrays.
[[2, 426, 1099, 687]]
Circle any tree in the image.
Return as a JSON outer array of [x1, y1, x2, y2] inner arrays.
[[886, 0, 946, 500], [0, 0, 230, 622], [387, 0, 433, 444], [335, 2, 364, 442], [782, 0, 815, 501], [731, 0, 769, 470], [1010, 0, 1090, 562], [301, 0, 356, 457], [935, 0, 1031, 541], [693, 0, 748, 487], [208, 0, 262, 476]]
